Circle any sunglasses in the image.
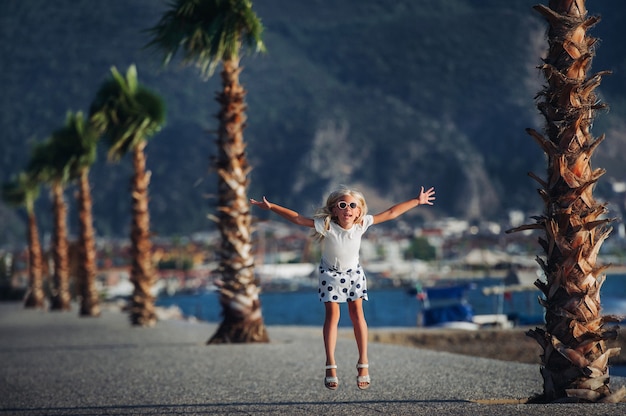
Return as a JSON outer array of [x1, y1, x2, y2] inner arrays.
[[336, 201, 358, 210]]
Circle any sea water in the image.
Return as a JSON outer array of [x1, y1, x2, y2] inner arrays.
[[156, 273, 626, 328]]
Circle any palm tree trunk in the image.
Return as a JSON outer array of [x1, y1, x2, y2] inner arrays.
[[23, 210, 45, 309], [77, 168, 100, 317], [49, 182, 71, 311], [208, 57, 269, 344], [513, 0, 624, 403], [129, 142, 157, 327]]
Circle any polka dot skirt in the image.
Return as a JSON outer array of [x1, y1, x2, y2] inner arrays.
[[318, 262, 368, 303]]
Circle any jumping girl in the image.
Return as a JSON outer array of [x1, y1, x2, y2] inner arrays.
[[250, 185, 435, 390]]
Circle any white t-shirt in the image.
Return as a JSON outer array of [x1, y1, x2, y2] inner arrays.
[[314, 215, 374, 271]]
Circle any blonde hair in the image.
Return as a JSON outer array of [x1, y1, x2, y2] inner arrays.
[[311, 186, 368, 240]]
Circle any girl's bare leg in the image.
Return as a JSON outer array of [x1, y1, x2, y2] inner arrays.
[[348, 298, 369, 387], [323, 302, 340, 387]]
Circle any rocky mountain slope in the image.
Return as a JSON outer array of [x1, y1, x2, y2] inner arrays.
[[1, 0, 625, 245]]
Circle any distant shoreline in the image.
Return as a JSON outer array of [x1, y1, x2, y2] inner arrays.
[[435, 265, 626, 280]]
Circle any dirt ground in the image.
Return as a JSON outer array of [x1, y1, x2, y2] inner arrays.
[[369, 326, 626, 366]]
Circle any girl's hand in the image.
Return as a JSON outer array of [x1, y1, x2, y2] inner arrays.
[[417, 186, 436, 206], [250, 196, 272, 210]]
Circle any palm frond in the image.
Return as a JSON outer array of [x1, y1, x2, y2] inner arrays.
[[89, 65, 166, 162], [51, 111, 99, 180], [2, 172, 40, 212], [27, 139, 70, 185], [145, 0, 265, 78]]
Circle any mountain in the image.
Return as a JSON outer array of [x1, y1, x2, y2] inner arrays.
[[1, 0, 625, 246]]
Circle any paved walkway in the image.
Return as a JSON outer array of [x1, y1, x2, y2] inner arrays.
[[0, 302, 624, 415]]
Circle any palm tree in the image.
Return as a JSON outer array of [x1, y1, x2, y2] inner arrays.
[[90, 65, 165, 327], [28, 139, 73, 311], [2, 173, 45, 309], [146, 0, 269, 343], [56, 111, 101, 317], [509, 0, 625, 403]]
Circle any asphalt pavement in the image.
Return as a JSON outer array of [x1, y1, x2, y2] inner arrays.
[[0, 302, 624, 415]]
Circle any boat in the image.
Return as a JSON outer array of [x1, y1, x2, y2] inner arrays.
[[481, 267, 544, 326], [414, 283, 480, 329], [481, 267, 540, 295]]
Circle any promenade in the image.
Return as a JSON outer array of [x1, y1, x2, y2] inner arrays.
[[0, 302, 624, 415]]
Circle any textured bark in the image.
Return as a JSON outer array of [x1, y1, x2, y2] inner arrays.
[[23, 210, 45, 309], [77, 169, 100, 317], [129, 142, 157, 327], [509, 0, 624, 403], [208, 58, 269, 344], [49, 182, 71, 311]]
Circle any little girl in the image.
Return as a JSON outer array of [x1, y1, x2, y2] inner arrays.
[[250, 185, 435, 390]]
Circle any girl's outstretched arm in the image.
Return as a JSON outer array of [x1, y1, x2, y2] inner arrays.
[[250, 196, 315, 228], [372, 186, 435, 225]]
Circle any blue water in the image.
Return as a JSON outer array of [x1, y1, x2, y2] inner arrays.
[[157, 273, 626, 328]]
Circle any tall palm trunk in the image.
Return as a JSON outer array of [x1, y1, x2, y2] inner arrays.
[[23, 210, 45, 309], [77, 168, 100, 317], [129, 141, 157, 327], [49, 182, 71, 311], [208, 57, 269, 344], [511, 0, 624, 403]]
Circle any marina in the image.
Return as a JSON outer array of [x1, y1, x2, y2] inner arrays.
[[156, 272, 626, 329]]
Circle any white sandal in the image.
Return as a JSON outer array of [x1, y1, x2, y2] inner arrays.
[[324, 364, 338, 390], [356, 363, 370, 390]]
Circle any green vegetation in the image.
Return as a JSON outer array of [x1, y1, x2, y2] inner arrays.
[[90, 64, 166, 326], [404, 237, 437, 261], [1, 0, 625, 246]]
